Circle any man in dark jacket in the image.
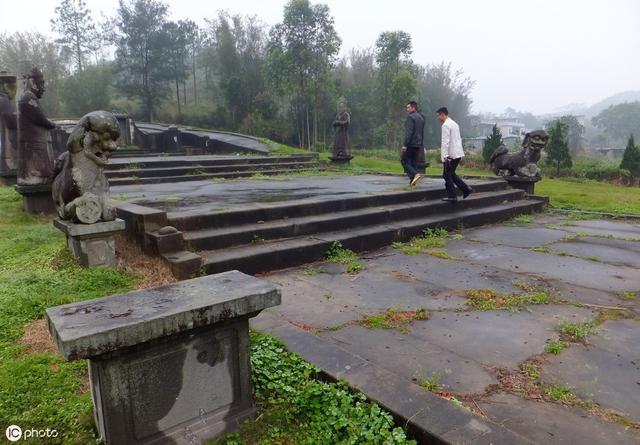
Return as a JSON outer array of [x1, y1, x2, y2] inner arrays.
[[401, 101, 425, 186]]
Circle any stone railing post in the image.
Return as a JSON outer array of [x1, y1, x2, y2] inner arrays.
[[46, 271, 281, 445]]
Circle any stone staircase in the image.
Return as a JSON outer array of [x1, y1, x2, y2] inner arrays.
[[105, 154, 319, 185], [126, 179, 546, 278]]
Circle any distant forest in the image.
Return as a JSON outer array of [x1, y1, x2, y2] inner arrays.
[[0, 0, 475, 149]]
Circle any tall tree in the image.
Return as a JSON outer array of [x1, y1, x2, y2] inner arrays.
[[375, 31, 412, 121], [160, 20, 191, 117], [110, 0, 170, 122], [592, 101, 640, 143], [267, 0, 341, 148], [547, 115, 584, 156], [482, 124, 503, 163], [546, 120, 572, 175], [51, 0, 100, 72], [620, 134, 640, 180], [62, 62, 113, 116]]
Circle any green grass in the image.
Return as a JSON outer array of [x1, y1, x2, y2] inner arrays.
[[213, 333, 415, 445], [508, 214, 534, 224], [324, 241, 363, 273], [520, 363, 541, 380], [559, 322, 596, 342], [545, 341, 568, 354], [392, 227, 454, 260], [531, 246, 552, 254], [544, 384, 576, 403], [360, 307, 429, 333], [618, 291, 638, 301], [0, 186, 137, 443], [417, 370, 445, 392], [464, 286, 554, 311], [537, 178, 640, 215]]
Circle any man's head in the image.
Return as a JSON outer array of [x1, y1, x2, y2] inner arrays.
[[406, 101, 418, 113], [436, 107, 448, 123]]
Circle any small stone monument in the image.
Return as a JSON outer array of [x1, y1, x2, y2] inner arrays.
[[52, 111, 125, 267], [489, 130, 549, 194], [14, 65, 57, 212], [0, 71, 18, 185], [46, 271, 281, 445], [329, 97, 353, 164]]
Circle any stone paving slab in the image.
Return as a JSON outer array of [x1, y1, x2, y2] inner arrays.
[[551, 237, 640, 267], [479, 393, 639, 445], [463, 226, 569, 248], [445, 240, 640, 292], [553, 219, 640, 239], [542, 319, 640, 421]]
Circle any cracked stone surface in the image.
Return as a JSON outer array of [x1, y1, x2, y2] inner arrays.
[[255, 214, 640, 443]]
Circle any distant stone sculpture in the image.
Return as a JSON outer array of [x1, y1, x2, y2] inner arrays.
[[489, 130, 549, 179], [52, 111, 120, 224], [0, 72, 18, 182], [330, 97, 353, 163], [17, 66, 56, 185]]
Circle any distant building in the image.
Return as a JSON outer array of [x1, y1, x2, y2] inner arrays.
[[476, 118, 527, 138], [463, 135, 521, 153]]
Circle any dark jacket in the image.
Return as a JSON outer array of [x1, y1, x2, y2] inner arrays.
[[404, 111, 425, 148]]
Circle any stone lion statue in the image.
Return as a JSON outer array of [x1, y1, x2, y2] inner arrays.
[[52, 111, 120, 224], [489, 130, 549, 178]]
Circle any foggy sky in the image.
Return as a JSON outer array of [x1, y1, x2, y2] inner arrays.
[[2, 0, 639, 115]]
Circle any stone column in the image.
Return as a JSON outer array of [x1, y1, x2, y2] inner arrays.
[[505, 176, 540, 195], [54, 218, 125, 268], [46, 271, 281, 445], [0, 72, 18, 185]]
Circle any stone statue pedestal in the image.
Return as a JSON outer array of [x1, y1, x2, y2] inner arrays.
[[505, 176, 540, 195], [0, 169, 16, 185], [329, 154, 353, 165], [14, 184, 56, 213], [46, 271, 281, 445], [53, 218, 125, 268]]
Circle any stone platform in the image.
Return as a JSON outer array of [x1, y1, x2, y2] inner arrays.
[[252, 214, 640, 444], [111, 174, 546, 278]]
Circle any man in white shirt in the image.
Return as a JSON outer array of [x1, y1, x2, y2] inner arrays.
[[437, 107, 472, 202]]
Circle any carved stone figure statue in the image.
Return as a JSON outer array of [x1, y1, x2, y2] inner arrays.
[[489, 130, 549, 179], [52, 111, 120, 224], [330, 97, 352, 162], [0, 72, 18, 177], [17, 66, 57, 185]]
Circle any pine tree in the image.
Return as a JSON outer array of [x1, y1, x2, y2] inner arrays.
[[50, 0, 100, 72], [620, 134, 640, 180], [482, 124, 503, 163], [545, 121, 572, 175]]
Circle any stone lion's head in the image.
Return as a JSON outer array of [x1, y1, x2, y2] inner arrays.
[[67, 111, 120, 167], [522, 130, 549, 153]]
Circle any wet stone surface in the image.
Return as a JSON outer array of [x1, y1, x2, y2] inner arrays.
[[256, 214, 640, 443]]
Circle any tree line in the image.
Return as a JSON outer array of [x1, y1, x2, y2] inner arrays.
[[0, 0, 474, 150]]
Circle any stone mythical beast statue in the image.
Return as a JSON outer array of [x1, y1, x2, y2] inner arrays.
[[52, 111, 120, 224], [489, 130, 549, 179]]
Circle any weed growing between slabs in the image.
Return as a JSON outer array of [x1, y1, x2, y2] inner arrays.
[[324, 241, 363, 273], [391, 227, 454, 260], [360, 307, 429, 334], [213, 333, 415, 445], [463, 285, 554, 311]]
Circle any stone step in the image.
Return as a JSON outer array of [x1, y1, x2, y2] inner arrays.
[[107, 167, 318, 186], [200, 198, 545, 275], [107, 154, 318, 170], [184, 189, 525, 251], [105, 161, 318, 178], [169, 180, 509, 232]]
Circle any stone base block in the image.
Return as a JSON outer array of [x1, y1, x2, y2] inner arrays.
[[505, 176, 540, 195], [14, 183, 56, 214], [53, 218, 125, 268], [0, 170, 16, 186], [90, 319, 255, 445], [329, 155, 353, 164]]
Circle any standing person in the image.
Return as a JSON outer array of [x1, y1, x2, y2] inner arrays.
[[437, 107, 472, 202], [401, 101, 425, 186]]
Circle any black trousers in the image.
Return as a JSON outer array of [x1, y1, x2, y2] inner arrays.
[[443, 157, 471, 198], [401, 146, 421, 180]]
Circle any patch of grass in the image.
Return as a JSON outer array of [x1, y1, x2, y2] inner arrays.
[[545, 341, 568, 354], [251, 234, 265, 244], [360, 307, 429, 334], [125, 162, 140, 170], [559, 322, 596, 342], [464, 286, 554, 311], [508, 214, 534, 224], [594, 309, 630, 324], [617, 291, 638, 301], [581, 255, 601, 262], [417, 370, 445, 392], [450, 233, 464, 240], [544, 384, 576, 403], [303, 266, 321, 276], [214, 333, 416, 445], [531, 246, 552, 253], [392, 227, 453, 260], [324, 241, 363, 274], [520, 363, 541, 380], [536, 178, 640, 215], [0, 186, 137, 443]]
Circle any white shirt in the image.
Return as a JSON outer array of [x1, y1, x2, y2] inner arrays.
[[440, 117, 465, 162]]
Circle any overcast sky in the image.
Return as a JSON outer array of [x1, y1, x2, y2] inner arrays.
[[2, 0, 639, 114]]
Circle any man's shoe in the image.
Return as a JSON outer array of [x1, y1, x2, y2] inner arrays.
[[463, 188, 473, 199], [441, 197, 457, 203], [410, 174, 422, 186]]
